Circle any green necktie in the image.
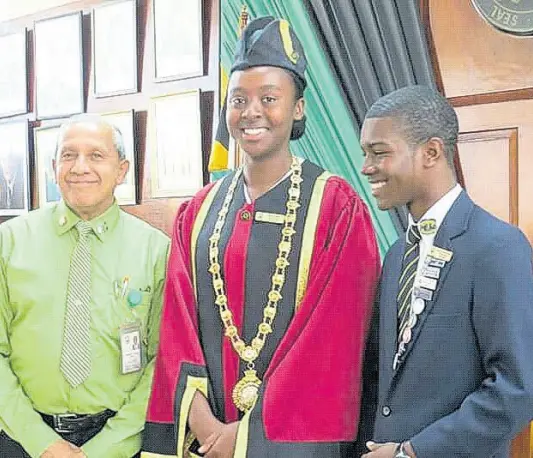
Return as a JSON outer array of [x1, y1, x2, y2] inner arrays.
[[60, 221, 93, 387]]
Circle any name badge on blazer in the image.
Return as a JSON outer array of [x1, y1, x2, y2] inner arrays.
[[417, 276, 437, 291], [422, 266, 441, 279], [414, 286, 433, 301], [430, 246, 453, 262]]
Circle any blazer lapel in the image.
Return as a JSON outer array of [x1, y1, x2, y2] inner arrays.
[[391, 191, 474, 379], [381, 240, 405, 388]]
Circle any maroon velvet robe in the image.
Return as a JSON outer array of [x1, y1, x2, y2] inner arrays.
[[142, 160, 380, 457]]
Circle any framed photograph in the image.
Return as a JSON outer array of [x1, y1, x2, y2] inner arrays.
[[148, 90, 203, 197], [0, 30, 28, 118], [34, 123, 62, 208], [0, 121, 30, 216], [101, 110, 138, 205], [153, 0, 203, 82], [92, 0, 138, 97], [34, 12, 84, 119]]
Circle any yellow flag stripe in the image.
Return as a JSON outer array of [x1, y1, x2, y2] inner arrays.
[[208, 140, 229, 172]]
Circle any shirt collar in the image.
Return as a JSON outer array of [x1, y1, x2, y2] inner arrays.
[[242, 157, 304, 204], [407, 184, 462, 241], [54, 200, 121, 241]]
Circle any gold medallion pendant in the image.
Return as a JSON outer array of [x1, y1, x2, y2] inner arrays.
[[232, 369, 262, 412]]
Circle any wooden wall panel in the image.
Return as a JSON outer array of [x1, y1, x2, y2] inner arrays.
[[455, 99, 533, 246], [458, 128, 518, 225], [0, 0, 220, 235], [429, 0, 533, 100]]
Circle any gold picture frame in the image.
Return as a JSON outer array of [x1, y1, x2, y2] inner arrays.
[[148, 90, 204, 198], [153, 0, 204, 82]]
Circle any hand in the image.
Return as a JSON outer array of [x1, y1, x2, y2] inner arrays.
[[40, 439, 86, 458], [198, 421, 239, 458], [361, 441, 399, 458]]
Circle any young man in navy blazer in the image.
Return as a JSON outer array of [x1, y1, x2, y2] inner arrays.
[[358, 85, 533, 458]]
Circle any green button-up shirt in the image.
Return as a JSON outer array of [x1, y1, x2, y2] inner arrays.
[[0, 201, 169, 458]]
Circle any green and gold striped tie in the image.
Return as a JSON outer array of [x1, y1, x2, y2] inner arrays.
[[397, 224, 421, 339], [60, 220, 93, 387]]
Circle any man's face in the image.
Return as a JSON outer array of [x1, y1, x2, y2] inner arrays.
[[53, 122, 128, 219], [360, 117, 424, 211], [226, 66, 304, 161]]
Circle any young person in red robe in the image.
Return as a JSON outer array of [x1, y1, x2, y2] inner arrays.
[[141, 16, 380, 458]]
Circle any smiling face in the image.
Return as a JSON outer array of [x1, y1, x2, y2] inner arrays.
[[226, 66, 304, 161], [53, 122, 129, 220], [360, 116, 426, 213]]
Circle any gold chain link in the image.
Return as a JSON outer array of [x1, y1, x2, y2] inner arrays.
[[208, 157, 303, 367]]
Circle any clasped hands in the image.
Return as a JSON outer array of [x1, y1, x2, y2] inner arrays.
[[197, 420, 239, 458], [40, 439, 86, 458], [362, 440, 416, 458]]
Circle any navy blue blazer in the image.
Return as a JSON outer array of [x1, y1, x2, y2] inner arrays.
[[361, 191, 533, 458]]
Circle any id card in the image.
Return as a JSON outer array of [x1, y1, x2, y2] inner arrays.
[[120, 323, 143, 374]]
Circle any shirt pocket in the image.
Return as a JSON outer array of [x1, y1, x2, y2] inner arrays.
[[119, 290, 153, 330]]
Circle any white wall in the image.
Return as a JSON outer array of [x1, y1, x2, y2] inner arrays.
[[0, 0, 75, 21]]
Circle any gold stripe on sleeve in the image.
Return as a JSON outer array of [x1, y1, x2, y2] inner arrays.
[[176, 376, 208, 458], [191, 180, 223, 299], [295, 172, 334, 310]]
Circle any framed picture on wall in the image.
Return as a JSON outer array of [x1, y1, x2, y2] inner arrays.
[[92, 0, 138, 97], [148, 90, 203, 198], [0, 121, 30, 216], [34, 12, 84, 119], [153, 0, 203, 82], [0, 30, 28, 119], [34, 123, 62, 208], [101, 109, 138, 205]]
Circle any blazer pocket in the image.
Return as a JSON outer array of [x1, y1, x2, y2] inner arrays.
[[423, 313, 463, 328]]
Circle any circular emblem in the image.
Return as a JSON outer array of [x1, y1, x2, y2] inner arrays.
[[232, 369, 261, 412], [471, 0, 533, 35], [419, 219, 437, 236]]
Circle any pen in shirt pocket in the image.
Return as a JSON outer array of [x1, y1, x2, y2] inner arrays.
[[114, 276, 130, 299]]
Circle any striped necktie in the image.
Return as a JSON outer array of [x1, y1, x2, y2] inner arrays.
[[60, 221, 93, 387], [397, 224, 421, 339]]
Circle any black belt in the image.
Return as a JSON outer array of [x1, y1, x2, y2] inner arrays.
[[40, 409, 116, 434]]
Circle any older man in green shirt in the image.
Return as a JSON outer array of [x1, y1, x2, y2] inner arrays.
[[0, 114, 169, 458]]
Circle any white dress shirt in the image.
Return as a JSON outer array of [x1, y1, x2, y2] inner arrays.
[[408, 184, 462, 298]]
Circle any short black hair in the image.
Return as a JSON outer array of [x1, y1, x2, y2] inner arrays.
[[365, 85, 458, 166]]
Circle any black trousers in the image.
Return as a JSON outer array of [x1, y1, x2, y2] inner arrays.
[[0, 420, 141, 457]]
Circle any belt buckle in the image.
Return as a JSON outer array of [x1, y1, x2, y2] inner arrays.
[[53, 413, 78, 433]]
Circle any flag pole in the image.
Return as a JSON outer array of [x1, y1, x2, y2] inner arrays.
[[234, 5, 249, 168]]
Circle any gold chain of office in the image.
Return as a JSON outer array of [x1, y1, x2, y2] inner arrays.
[[208, 156, 302, 412]]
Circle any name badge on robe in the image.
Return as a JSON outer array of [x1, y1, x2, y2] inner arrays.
[[254, 211, 285, 225], [120, 322, 143, 374]]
